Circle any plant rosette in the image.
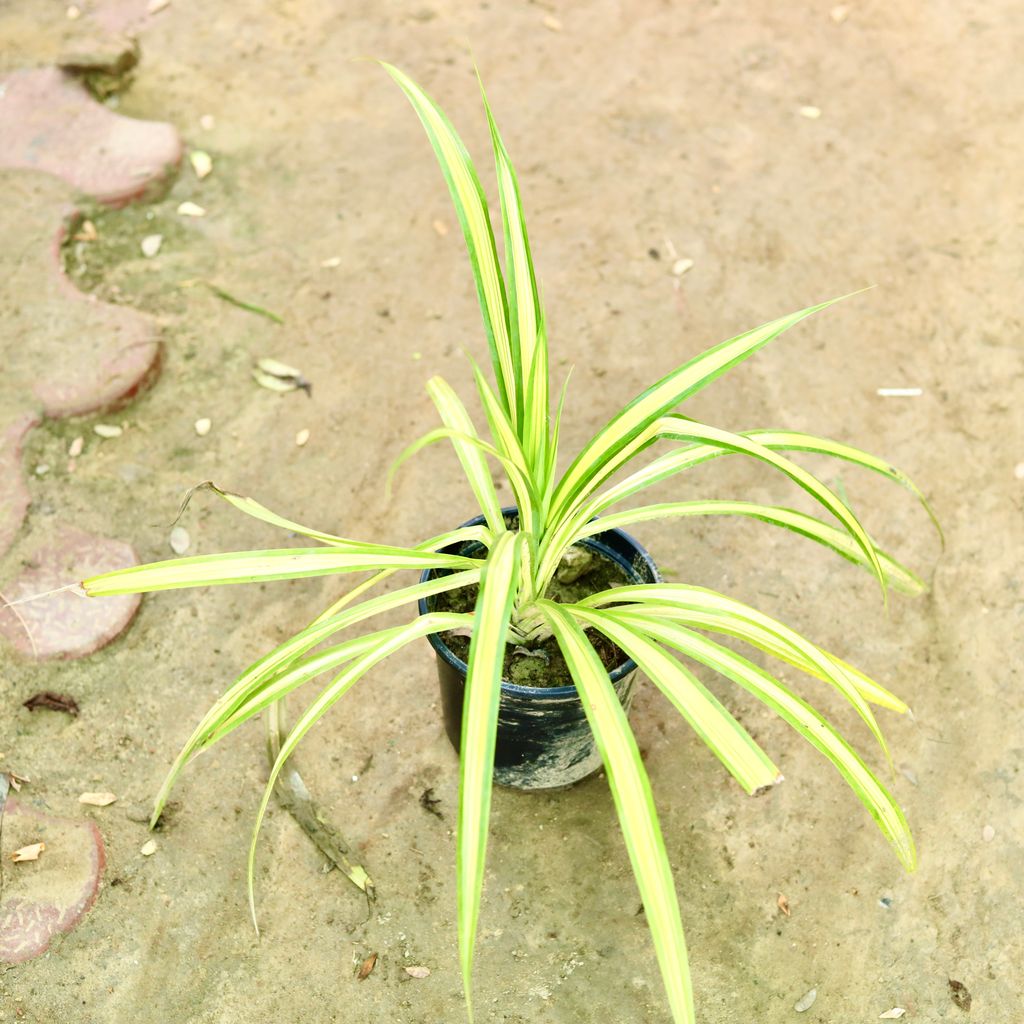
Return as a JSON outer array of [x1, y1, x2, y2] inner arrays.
[[75, 65, 940, 1024]]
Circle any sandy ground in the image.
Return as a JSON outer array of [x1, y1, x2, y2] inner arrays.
[[2, 2, 1022, 1021]]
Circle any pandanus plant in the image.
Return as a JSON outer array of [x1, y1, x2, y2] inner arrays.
[[80, 65, 938, 1023]]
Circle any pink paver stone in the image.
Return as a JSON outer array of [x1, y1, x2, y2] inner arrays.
[[0, 67, 181, 206], [0, 412, 40, 557], [0, 525, 141, 659], [0, 781, 106, 965], [0, 175, 162, 418]]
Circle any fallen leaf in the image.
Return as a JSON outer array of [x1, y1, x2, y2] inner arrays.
[[79, 792, 117, 807], [879, 1010, 906, 1020], [176, 201, 206, 217], [141, 233, 163, 258], [253, 358, 311, 395], [140, 839, 158, 857], [794, 988, 817, 1013], [777, 892, 791, 917], [12, 842, 45, 862], [357, 952, 378, 980], [404, 965, 430, 979], [189, 150, 213, 179], [23, 692, 80, 716], [948, 979, 971, 1011]]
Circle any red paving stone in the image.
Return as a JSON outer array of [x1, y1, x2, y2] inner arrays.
[[0, 526, 141, 659], [0, 412, 40, 558], [0, 781, 106, 965], [0, 175, 162, 419], [0, 67, 181, 207]]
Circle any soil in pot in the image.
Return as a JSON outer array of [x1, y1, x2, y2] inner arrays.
[[430, 542, 634, 688]]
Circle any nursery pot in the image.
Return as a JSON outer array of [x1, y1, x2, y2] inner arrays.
[[419, 509, 660, 790]]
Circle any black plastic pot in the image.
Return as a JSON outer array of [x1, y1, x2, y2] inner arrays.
[[418, 509, 660, 790]]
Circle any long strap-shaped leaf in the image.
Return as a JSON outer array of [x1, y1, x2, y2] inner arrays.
[[427, 377, 505, 534], [539, 416, 885, 600], [82, 545, 478, 595], [538, 601, 694, 1024], [570, 606, 782, 794], [247, 612, 467, 930], [479, 77, 548, 472], [575, 501, 925, 595], [458, 532, 523, 1020], [579, 584, 896, 763], [382, 63, 517, 421], [150, 570, 482, 822], [615, 613, 917, 872], [549, 300, 843, 522]]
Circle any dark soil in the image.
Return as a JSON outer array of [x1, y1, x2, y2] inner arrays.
[[430, 541, 634, 687]]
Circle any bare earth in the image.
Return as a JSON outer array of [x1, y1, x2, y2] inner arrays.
[[1, 2, 1022, 1022]]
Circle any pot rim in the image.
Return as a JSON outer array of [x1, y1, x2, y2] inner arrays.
[[418, 508, 660, 697]]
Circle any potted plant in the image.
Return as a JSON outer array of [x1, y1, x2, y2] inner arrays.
[[79, 64, 937, 1024]]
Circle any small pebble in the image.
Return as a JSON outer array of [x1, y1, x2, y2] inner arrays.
[[140, 839, 158, 856], [93, 424, 123, 439], [671, 257, 694, 276], [177, 201, 206, 217], [404, 965, 430, 979], [982, 824, 995, 842], [799, 105, 822, 120], [878, 896, 893, 909], [295, 428, 310, 447], [141, 233, 163, 258], [34, 464, 50, 476], [194, 417, 212, 437], [68, 436, 84, 458], [169, 526, 191, 555], [794, 988, 817, 1013], [189, 150, 213, 179]]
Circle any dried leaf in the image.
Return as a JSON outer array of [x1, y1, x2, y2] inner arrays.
[[189, 150, 213, 179], [12, 842, 45, 862], [948, 979, 971, 1011], [357, 952, 378, 980], [404, 965, 430, 979], [257, 357, 302, 378], [777, 892, 791, 917], [79, 792, 117, 807], [253, 358, 311, 395], [23, 691, 80, 716]]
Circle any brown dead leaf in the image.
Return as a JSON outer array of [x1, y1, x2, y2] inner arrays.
[[777, 892, 791, 917], [12, 842, 45, 862], [357, 952, 378, 980], [948, 978, 971, 1011], [404, 965, 430, 979], [23, 691, 80, 716]]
